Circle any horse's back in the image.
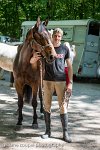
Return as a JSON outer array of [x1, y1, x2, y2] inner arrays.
[[0, 42, 18, 58], [0, 42, 18, 71]]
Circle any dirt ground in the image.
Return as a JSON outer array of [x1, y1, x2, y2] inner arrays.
[[0, 72, 100, 150]]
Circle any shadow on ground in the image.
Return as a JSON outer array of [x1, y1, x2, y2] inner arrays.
[[0, 81, 100, 150]]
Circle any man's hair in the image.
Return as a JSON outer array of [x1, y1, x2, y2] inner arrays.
[[53, 28, 63, 36]]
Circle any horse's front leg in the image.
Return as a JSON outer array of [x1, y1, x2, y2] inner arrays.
[[32, 88, 38, 129], [16, 94, 23, 125]]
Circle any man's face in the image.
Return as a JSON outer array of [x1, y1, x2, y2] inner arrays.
[[52, 32, 62, 44]]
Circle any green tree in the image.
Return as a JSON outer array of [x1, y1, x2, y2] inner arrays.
[[0, 0, 100, 39]]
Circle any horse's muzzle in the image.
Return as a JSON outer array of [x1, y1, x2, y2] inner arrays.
[[50, 55, 54, 61], [46, 55, 56, 63]]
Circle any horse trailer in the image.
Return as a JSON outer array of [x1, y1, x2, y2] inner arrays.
[[20, 19, 100, 78]]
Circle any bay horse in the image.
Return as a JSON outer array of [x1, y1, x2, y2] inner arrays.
[[0, 41, 45, 118], [13, 17, 56, 128]]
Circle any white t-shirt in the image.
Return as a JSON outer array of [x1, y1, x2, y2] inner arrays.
[[64, 42, 75, 67]]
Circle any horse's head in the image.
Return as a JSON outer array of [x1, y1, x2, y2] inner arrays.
[[26, 17, 57, 63]]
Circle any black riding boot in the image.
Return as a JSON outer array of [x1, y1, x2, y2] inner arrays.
[[41, 111, 51, 139], [60, 113, 72, 143]]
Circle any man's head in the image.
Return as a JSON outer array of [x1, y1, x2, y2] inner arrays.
[[53, 28, 63, 37], [52, 28, 63, 47]]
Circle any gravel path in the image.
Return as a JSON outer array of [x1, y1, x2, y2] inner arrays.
[[0, 72, 100, 150]]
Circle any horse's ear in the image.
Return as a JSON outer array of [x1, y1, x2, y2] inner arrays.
[[35, 16, 41, 28], [43, 18, 49, 26]]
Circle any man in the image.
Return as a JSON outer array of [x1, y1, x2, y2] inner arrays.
[[30, 28, 73, 143]]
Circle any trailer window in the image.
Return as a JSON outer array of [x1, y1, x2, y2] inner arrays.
[[62, 27, 73, 42], [88, 22, 100, 36]]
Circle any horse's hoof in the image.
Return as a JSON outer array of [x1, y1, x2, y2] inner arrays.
[[15, 124, 23, 131], [32, 124, 38, 129], [13, 111, 18, 116], [10, 83, 15, 87], [9, 83, 13, 87], [38, 113, 44, 120], [16, 121, 22, 126]]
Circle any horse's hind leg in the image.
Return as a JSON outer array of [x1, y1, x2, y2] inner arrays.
[[16, 94, 23, 125]]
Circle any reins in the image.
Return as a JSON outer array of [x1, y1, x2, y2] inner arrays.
[[31, 37, 51, 56], [29, 29, 54, 100], [30, 38, 45, 99], [39, 58, 43, 95]]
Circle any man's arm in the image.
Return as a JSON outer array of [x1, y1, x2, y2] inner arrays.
[[66, 58, 73, 92]]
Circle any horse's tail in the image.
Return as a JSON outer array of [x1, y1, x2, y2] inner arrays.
[[23, 85, 32, 104]]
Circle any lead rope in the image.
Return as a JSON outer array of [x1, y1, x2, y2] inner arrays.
[[39, 59, 43, 96]]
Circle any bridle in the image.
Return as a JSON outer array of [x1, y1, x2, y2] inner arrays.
[[30, 37, 52, 58], [30, 27, 53, 58]]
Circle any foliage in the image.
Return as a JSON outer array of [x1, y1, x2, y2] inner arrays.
[[0, 0, 100, 39]]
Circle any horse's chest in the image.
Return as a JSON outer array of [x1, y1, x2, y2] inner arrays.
[[21, 68, 40, 81]]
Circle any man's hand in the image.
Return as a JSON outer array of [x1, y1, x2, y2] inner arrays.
[[30, 52, 41, 64], [66, 82, 73, 96]]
